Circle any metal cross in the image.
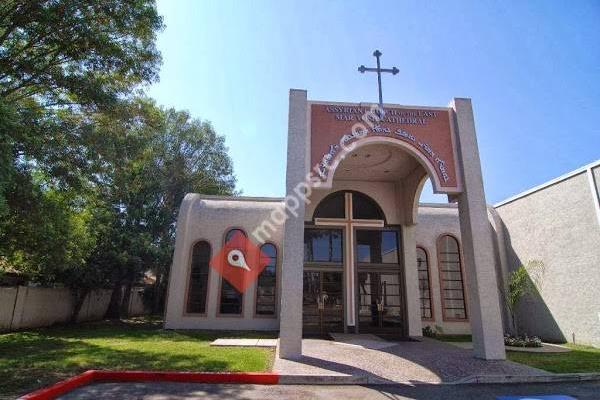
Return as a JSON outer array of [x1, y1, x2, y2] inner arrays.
[[358, 50, 399, 117]]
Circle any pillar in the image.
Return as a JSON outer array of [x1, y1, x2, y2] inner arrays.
[[402, 224, 423, 337], [278, 89, 308, 359], [451, 98, 506, 360]]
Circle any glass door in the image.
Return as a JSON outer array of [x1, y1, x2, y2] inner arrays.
[[355, 227, 405, 335], [357, 271, 404, 333], [302, 271, 344, 336]]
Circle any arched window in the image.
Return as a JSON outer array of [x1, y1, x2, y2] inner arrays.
[[255, 243, 277, 316], [219, 228, 246, 315], [313, 191, 345, 219], [186, 241, 211, 314], [225, 228, 246, 244], [352, 191, 385, 220], [313, 190, 385, 221], [438, 235, 467, 320], [416, 247, 433, 320]]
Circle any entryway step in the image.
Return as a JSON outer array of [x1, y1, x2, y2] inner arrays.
[[329, 333, 398, 349], [210, 338, 278, 347]]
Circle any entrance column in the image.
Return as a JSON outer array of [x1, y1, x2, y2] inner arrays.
[[401, 224, 422, 337], [279, 89, 308, 359], [451, 98, 506, 360]]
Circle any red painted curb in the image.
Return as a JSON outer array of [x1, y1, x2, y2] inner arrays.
[[20, 370, 279, 399], [20, 370, 96, 400]]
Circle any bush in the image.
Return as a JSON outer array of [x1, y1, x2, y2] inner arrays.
[[504, 333, 543, 347], [422, 326, 437, 337]]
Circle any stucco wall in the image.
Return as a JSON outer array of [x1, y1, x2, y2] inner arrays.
[[164, 195, 284, 331], [0, 287, 18, 331], [495, 167, 600, 347], [0, 287, 145, 332], [416, 204, 471, 335], [167, 189, 475, 336]]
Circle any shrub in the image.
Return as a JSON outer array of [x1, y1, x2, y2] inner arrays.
[[504, 333, 543, 347], [422, 326, 437, 337]]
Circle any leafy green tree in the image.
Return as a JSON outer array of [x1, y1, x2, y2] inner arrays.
[[506, 259, 545, 335], [0, 0, 164, 319], [0, 1, 238, 322], [0, 0, 163, 108], [83, 99, 236, 318]]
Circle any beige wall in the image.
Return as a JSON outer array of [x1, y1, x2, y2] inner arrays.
[[0, 287, 18, 331], [166, 186, 476, 336], [495, 165, 600, 347], [164, 195, 284, 331], [416, 204, 471, 335], [0, 286, 147, 332]]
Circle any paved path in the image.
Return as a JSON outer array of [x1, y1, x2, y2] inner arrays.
[[58, 381, 600, 400], [274, 338, 549, 383]]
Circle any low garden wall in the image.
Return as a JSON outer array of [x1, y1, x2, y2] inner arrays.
[[0, 286, 148, 332]]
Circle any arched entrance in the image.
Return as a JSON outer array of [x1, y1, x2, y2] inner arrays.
[[302, 190, 406, 336], [280, 93, 507, 361]]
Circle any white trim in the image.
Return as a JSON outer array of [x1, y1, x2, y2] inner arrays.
[[586, 167, 600, 226], [418, 202, 458, 209], [494, 160, 600, 208], [190, 194, 284, 202], [307, 99, 450, 112]]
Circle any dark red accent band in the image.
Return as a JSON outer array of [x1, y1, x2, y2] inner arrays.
[[20, 370, 279, 399]]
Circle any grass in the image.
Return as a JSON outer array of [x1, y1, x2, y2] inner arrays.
[[433, 335, 600, 374], [507, 343, 600, 374], [433, 334, 472, 342], [0, 318, 275, 399]]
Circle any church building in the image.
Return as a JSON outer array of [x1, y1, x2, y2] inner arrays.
[[164, 88, 600, 360]]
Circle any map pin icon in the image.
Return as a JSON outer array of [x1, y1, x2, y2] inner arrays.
[[227, 249, 251, 271]]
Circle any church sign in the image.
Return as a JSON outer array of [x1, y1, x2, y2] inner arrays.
[[309, 102, 462, 193]]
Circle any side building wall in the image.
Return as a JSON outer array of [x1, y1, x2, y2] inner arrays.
[[164, 194, 285, 331], [416, 204, 471, 335], [494, 162, 600, 347]]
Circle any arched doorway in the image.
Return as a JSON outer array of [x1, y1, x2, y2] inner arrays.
[[302, 190, 406, 336], [280, 93, 507, 361]]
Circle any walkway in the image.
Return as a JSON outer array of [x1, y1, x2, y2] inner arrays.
[[273, 336, 549, 384], [58, 381, 600, 400]]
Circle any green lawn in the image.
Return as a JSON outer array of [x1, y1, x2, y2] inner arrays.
[[434, 334, 472, 342], [0, 318, 275, 399], [434, 336, 600, 374], [507, 344, 600, 374]]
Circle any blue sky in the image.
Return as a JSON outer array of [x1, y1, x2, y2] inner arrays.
[[149, 0, 600, 203]]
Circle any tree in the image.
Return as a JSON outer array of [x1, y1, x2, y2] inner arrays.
[[0, 0, 164, 319], [0, 0, 163, 108], [82, 99, 236, 319], [0, 2, 238, 321], [0, 0, 164, 206], [506, 259, 545, 335]]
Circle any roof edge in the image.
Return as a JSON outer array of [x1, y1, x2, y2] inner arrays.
[[189, 194, 284, 202], [418, 202, 458, 208], [494, 159, 600, 208]]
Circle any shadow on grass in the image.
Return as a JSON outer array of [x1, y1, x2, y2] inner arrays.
[[0, 320, 274, 398]]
